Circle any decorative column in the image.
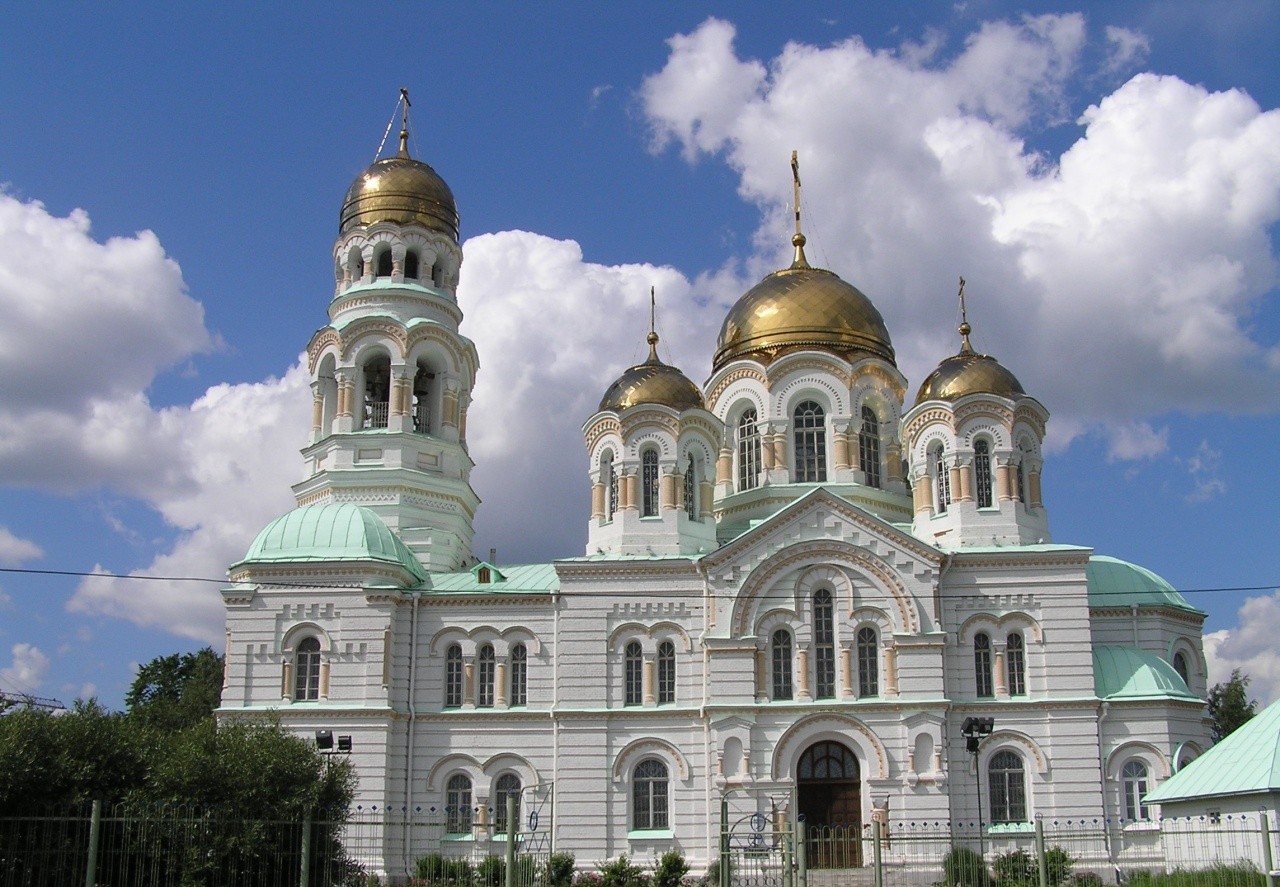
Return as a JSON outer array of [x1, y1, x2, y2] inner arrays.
[[495, 659, 508, 707], [796, 649, 811, 701], [642, 657, 656, 705], [310, 382, 324, 441], [623, 472, 639, 511], [886, 443, 904, 485], [754, 648, 767, 703], [993, 643, 1008, 697], [996, 461, 1014, 501], [590, 482, 605, 520], [1029, 470, 1044, 508], [463, 657, 476, 708], [700, 480, 713, 517], [957, 458, 974, 502], [319, 660, 331, 699], [841, 646, 854, 698], [660, 470, 678, 511], [949, 463, 964, 504], [281, 661, 293, 700], [716, 447, 732, 486], [335, 371, 355, 432], [833, 422, 851, 472], [884, 643, 899, 697], [442, 379, 460, 429]]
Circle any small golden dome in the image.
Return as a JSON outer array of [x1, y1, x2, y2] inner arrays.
[[914, 324, 1025, 404], [599, 333, 704, 413], [339, 137, 458, 239], [713, 235, 895, 371]]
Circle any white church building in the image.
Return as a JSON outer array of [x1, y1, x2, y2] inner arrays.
[[220, 117, 1212, 874]]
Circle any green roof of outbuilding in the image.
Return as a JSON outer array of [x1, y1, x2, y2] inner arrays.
[[1087, 556, 1201, 614], [237, 503, 426, 582], [1093, 646, 1199, 701], [424, 562, 559, 594], [1145, 698, 1280, 803]]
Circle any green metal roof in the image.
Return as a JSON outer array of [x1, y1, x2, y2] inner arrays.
[[1093, 646, 1199, 701], [1087, 555, 1201, 613], [236, 503, 426, 582], [424, 562, 559, 594], [1145, 698, 1280, 803]]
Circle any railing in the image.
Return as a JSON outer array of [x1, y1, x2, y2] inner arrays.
[[365, 401, 390, 429]]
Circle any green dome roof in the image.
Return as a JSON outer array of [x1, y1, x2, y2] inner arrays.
[[1093, 646, 1198, 701], [1086, 555, 1200, 613], [237, 503, 426, 582]]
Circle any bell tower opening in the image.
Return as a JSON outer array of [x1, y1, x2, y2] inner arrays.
[[797, 740, 862, 868]]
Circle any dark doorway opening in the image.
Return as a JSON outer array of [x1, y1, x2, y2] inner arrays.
[[797, 740, 862, 867]]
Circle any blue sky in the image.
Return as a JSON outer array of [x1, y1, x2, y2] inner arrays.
[[1, 2, 1279, 710]]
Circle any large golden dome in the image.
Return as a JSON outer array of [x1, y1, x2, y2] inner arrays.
[[915, 324, 1025, 404], [339, 136, 458, 239], [713, 234, 895, 372], [599, 333, 704, 413]]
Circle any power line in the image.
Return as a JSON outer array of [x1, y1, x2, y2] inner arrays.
[[2, 566, 1276, 599]]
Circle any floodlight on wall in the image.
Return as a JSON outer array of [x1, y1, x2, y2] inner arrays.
[[337, 735, 353, 753], [961, 717, 994, 753], [315, 729, 334, 751]]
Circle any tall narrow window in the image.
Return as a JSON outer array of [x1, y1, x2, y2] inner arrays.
[[624, 641, 642, 706], [683, 455, 697, 521], [974, 633, 993, 698], [632, 760, 669, 830], [856, 626, 879, 698], [641, 450, 659, 517], [1015, 457, 1026, 503], [404, 250, 420, 280], [477, 644, 495, 708], [1006, 632, 1026, 696], [813, 589, 835, 699], [444, 644, 463, 708], [859, 406, 882, 489], [602, 452, 617, 522], [933, 446, 951, 513], [975, 439, 993, 508], [794, 401, 827, 483], [989, 751, 1027, 823], [771, 630, 793, 700], [494, 773, 522, 834], [737, 409, 761, 491], [1122, 761, 1149, 821], [294, 637, 321, 701], [1172, 651, 1189, 687], [445, 774, 473, 834], [510, 643, 527, 707], [376, 249, 394, 278], [657, 640, 675, 704]]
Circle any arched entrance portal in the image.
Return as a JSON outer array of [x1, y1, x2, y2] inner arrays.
[[797, 740, 862, 867]]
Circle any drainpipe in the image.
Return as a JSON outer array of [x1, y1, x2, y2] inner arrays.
[[1097, 701, 1114, 865], [1130, 604, 1139, 647], [402, 591, 422, 877], [696, 556, 714, 865]]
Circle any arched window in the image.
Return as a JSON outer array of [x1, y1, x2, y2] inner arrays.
[[632, 760, 669, 830], [1122, 760, 1150, 821], [856, 626, 879, 698], [771, 629, 793, 700], [1007, 632, 1026, 696], [404, 250, 420, 280], [294, 637, 321, 701], [641, 450, 659, 517], [363, 357, 391, 429], [376, 248, 394, 278], [494, 773, 521, 834], [1015, 458, 1026, 503], [354, 254, 365, 280], [737, 409, 761, 491], [933, 445, 951, 514], [793, 401, 827, 483], [510, 643, 527, 707], [445, 773, 473, 834], [444, 644, 463, 708], [975, 439, 993, 508], [431, 261, 444, 287], [624, 641, 642, 706], [813, 589, 835, 699], [605, 454, 619, 521], [683, 455, 697, 521], [477, 644, 495, 708], [974, 633, 993, 698], [989, 751, 1027, 823], [412, 366, 434, 434], [1172, 651, 1190, 687], [657, 640, 675, 704], [860, 406, 881, 489]]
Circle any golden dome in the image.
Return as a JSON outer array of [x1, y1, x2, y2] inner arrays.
[[339, 134, 458, 239], [599, 333, 704, 413], [713, 234, 895, 372], [914, 323, 1026, 404]]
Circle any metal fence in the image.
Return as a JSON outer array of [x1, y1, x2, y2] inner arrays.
[[723, 813, 1280, 887]]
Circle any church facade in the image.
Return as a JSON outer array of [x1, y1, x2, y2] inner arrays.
[[220, 121, 1211, 877]]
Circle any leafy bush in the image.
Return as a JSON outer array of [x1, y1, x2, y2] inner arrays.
[[1071, 873, 1102, 887], [599, 855, 649, 887], [546, 853, 577, 887], [1044, 847, 1075, 887], [417, 854, 474, 886], [653, 852, 689, 887], [703, 858, 726, 887], [477, 856, 506, 887], [572, 874, 604, 887], [944, 846, 990, 887], [993, 849, 1037, 887]]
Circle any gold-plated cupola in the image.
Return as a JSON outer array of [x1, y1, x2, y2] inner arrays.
[[598, 290, 704, 413], [914, 278, 1026, 404]]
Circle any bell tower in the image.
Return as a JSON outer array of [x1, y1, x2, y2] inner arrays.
[[293, 92, 479, 572]]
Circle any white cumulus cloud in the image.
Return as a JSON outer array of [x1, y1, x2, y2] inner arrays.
[[0, 527, 42, 566], [0, 643, 50, 692], [1204, 590, 1280, 708]]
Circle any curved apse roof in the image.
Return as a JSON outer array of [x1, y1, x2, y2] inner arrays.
[[1093, 646, 1198, 701], [1086, 555, 1201, 614]]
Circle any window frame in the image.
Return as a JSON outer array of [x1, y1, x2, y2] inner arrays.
[[493, 773, 522, 835], [737, 409, 761, 491], [444, 643, 463, 708], [771, 629, 793, 701], [657, 640, 676, 705], [1006, 632, 1026, 697], [683, 454, 697, 521], [445, 773, 473, 835], [974, 438, 993, 508], [813, 588, 836, 700], [988, 750, 1027, 824], [294, 636, 321, 701], [859, 406, 882, 489], [793, 400, 827, 483], [933, 445, 951, 514], [974, 632, 993, 699], [1121, 760, 1150, 822], [631, 759, 670, 831], [641, 449, 660, 517], [624, 640, 643, 706], [856, 626, 879, 698], [477, 644, 495, 708], [509, 643, 527, 707]]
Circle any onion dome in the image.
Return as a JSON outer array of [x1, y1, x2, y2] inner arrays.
[[339, 129, 458, 240], [713, 233, 895, 371], [599, 330, 704, 413], [914, 319, 1025, 405]]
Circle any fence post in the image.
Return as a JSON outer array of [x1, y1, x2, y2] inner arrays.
[[505, 797, 517, 887], [720, 797, 730, 887], [83, 799, 101, 887], [796, 818, 807, 887], [872, 820, 884, 887], [299, 809, 312, 887], [1034, 818, 1048, 887], [782, 819, 793, 887], [1261, 810, 1277, 887]]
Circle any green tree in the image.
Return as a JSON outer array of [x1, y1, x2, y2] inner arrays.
[[1207, 668, 1257, 743], [125, 646, 225, 732]]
